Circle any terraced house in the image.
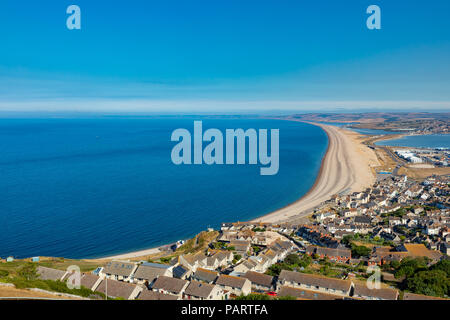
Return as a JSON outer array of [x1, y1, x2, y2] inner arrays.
[[191, 268, 219, 284], [242, 271, 274, 292], [96, 278, 143, 300], [151, 275, 189, 298], [215, 274, 251, 297], [277, 286, 347, 300], [352, 282, 399, 300], [277, 270, 353, 297], [183, 280, 225, 300], [100, 260, 137, 282], [132, 262, 173, 286]]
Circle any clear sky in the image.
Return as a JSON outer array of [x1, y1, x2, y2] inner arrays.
[[0, 0, 449, 112]]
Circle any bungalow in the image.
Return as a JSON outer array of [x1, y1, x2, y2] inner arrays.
[[132, 262, 172, 286], [64, 272, 103, 292], [36, 266, 67, 281], [151, 276, 189, 298], [183, 281, 224, 300], [100, 260, 137, 282], [215, 274, 251, 297], [96, 278, 142, 300], [79, 273, 103, 291], [242, 271, 274, 292], [137, 289, 179, 300], [278, 286, 345, 300], [191, 268, 219, 284], [352, 282, 398, 300], [277, 270, 352, 297]]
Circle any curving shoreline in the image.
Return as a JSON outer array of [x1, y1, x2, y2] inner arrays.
[[98, 121, 378, 260], [252, 121, 378, 224]]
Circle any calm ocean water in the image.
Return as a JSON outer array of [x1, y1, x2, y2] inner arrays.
[[375, 134, 450, 149], [0, 116, 327, 259]]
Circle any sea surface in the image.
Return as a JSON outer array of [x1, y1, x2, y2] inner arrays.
[[0, 116, 327, 259], [375, 134, 450, 149]]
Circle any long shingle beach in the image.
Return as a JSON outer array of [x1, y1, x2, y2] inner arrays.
[[253, 122, 379, 224]]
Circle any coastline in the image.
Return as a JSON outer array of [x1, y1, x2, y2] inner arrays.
[[97, 121, 378, 260]]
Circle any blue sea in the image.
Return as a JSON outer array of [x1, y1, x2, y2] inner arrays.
[[0, 116, 327, 259], [375, 134, 450, 149]]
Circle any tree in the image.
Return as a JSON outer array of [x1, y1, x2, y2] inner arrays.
[[266, 264, 283, 276], [284, 254, 301, 266], [342, 235, 354, 245], [431, 259, 450, 277], [406, 270, 449, 298], [18, 263, 37, 281], [394, 257, 429, 278], [299, 255, 312, 268], [351, 244, 371, 258]]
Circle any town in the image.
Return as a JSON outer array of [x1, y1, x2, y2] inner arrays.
[[1, 170, 448, 300]]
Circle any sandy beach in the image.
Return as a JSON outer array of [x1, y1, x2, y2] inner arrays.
[[253, 122, 379, 224]]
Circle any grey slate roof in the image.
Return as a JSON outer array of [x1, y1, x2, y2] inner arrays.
[[184, 281, 216, 299], [95, 279, 138, 299], [133, 263, 169, 282], [151, 276, 188, 294], [36, 266, 66, 281], [137, 290, 179, 300], [192, 268, 218, 283], [215, 274, 248, 289], [243, 271, 274, 288], [353, 283, 398, 300], [278, 286, 345, 300], [278, 270, 352, 292], [103, 261, 136, 277]]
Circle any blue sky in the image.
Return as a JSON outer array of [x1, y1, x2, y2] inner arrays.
[[0, 0, 449, 112]]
